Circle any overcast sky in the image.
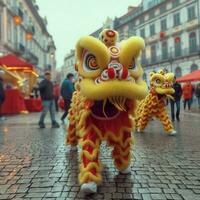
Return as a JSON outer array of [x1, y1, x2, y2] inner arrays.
[[36, 0, 142, 69]]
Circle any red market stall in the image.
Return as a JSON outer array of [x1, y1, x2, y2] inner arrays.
[[0, 54, 41, 114], [1, 89, 27, 114], [0, 54, 38, 96], [176, 70, 200, 83], [24, 98, 42, 112]]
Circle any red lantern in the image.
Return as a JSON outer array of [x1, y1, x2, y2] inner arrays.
[[25, 32, 33, 40], [175, 37, 181, 43], [13, 15, 22, 25], [160, 32, 166, 40]]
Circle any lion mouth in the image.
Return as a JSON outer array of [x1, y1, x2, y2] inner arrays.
[[91, 97, 127, 119]]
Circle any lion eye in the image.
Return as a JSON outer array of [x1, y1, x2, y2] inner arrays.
[[83, 52, 99, 71], [155, 79, 161, 84]]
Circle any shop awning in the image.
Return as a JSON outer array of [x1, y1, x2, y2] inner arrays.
[[0, 54, 34, 70], [176, 70, 200, 82]]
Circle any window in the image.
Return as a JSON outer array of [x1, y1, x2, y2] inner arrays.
[[162, 41, 168, 60], [151, 44, 157, 63], [190, 64, 198, 72], [189, 32, 197, 53], [188, 6, 196, 21], [139, 16, 144, 24], [174, 37, 181, 57], [140, 28, 145, 38], [173, 13, 180, 27], [161, 19, 167, 31], [160, 4, 166, 13], [150, 24, 155, 36], [0, 15, 1, 40], [143, 73, 147, 82], [149, 10, 155, 19], [172, 0, 180, 8], [175, 67, 182, 77], [141, 50, 146, 64], [7, 16, 12, 42]]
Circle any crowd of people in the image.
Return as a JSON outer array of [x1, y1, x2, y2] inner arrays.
[[1, 70, 200, 126], [170, 78, 200, 122]]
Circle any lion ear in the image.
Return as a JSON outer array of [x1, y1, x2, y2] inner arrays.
[[150, 72, 155, 77]]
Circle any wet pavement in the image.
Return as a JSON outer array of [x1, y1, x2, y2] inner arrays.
[[0, 111, 200, 200]]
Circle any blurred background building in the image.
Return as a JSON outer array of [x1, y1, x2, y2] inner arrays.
[[0, 0, 57, 79], [62, 0, 200, 84], [114, 0, 200, 83]]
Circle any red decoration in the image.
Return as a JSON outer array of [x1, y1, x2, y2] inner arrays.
[[106, 30, 115, 38], [121, 67, 128, 79], [108, 68, 116, 79], [160, 32, 166, 40], [175, 37, 181, 43]]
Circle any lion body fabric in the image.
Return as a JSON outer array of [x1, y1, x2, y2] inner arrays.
[[135, 70, 175, 134], [66, 29, 148, 189], [67, 90, 135, 184]]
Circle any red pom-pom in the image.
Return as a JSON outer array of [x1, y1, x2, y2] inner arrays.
[[108, 68, 116, 79], [121, 67, 128, 79]]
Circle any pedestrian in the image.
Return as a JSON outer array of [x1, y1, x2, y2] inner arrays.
[[53, 81, 60, 112], [182, 82, 194, 110], [0, 77, 5, 122], [195, 83, 200, 109], [60, 73, 75, 124], [38, 71, 60, 128], [170, 76, 182, 122]]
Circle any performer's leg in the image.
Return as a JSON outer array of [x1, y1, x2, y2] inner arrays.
[[111, 131, 132, 173], [138, 111, 150, 132], [79, 130, 101, 193], [156, 109, 176, 135], [66, 108, 77, 146]]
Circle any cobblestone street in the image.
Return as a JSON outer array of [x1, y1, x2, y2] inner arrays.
[[0, 111, 200, 200]]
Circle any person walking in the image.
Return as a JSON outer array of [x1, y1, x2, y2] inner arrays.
[[182, 82, 194, 110], [0, 77, 5, 121], [170, 76, 182, 122], [38, 71, 60, 128], [60, 73, 75, 124], [195, 83, 200, 109], [53, 81, 60, 112]]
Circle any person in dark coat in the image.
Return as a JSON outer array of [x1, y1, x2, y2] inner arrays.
[[60, 73, 75, 124], [38, 71, 59, 128], [0, 77, 5, 120], [195, 83, 200, 109], [170, 76, 182, 122]]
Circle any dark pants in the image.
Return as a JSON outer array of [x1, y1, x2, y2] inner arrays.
[[39, 100, 56, 125], [184, 99, 191, 110], [61, 99, 71, 121], [170, 100, 180, 121], [54, 96, 59, 112]]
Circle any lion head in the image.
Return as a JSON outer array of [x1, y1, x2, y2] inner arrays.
[[149, 69, 175, 95], [75, 29, 147, 116]]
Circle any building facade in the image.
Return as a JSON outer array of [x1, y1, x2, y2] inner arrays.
[[61, 49, 76, 81], [114, 0, 200, 84], [0, 0, 57, 79]]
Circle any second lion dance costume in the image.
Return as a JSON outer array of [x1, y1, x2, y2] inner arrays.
[[66, 29, 148, 193], [135, 69, 177, 135]]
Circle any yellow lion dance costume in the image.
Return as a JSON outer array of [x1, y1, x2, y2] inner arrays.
[[66, 29, 148, 193], [135, 69, 176, 135]]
